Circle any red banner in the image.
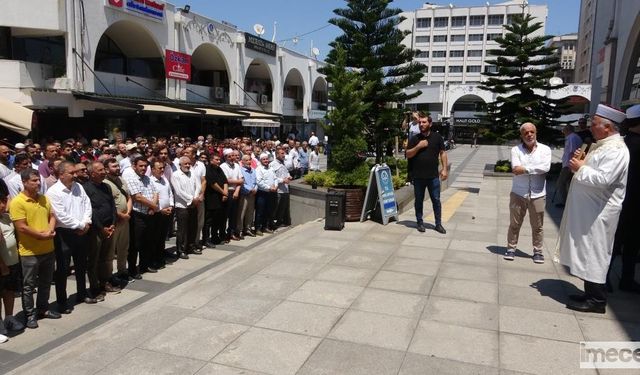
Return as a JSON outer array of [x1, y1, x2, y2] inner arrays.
[[165, 50, 191, 81]]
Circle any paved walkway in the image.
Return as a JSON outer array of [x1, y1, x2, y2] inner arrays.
[[4, 145, 640, 375]]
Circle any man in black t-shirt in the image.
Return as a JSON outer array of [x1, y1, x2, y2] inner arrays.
[[406, 113, 448, 234]]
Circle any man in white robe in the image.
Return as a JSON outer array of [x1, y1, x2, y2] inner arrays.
[[559, 104, 629, 314]]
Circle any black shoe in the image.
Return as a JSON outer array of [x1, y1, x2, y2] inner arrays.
[[37, 310, 62, 319], [244, 230, 256, 237], [569, 294, 587, 302], [179, 252, 189, 259], [566, 300, 606, 314], [59, 304, 74, 314], [143, 267, 158, 274], [132, 273, 143, 280], [204, 241, 216, 248], [434, 224, 447, 234], [26, 316, 38, 329], [619, 280, 640, 294], [191, 248, 202, 255], [80, 295, 97, 304], [417, 223, 425, 233]]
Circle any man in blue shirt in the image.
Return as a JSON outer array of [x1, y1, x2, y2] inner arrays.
[[298, 141, 309, 176], [238, 154, 257, 237]]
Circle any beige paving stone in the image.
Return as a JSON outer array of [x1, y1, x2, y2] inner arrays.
[[422, 296, 499, 331], [368, 270, 434, 294], [498, 284, 570, 314], [351, 288, 427, 319], [213, 327, 320, 375], [431, 277, 498, 304], [409, 320, 499, 367], [443, 250, 498, 266], [499, 305, 583, 342], [282, 247, 342, 264], [577, 315, 640, 341], [330, 252, 390, 270], [328, 310, 416, 351], [313, 264, 377, 286], [255, 300, 344, 337], [298, 339, 405, 375], [287, 280, 364, 308], [382, 256, 441, 276], [141, 317, 248, 361], [395, 245, 446, 261], [258, 260, 325, 279], [192, 292, 281, 325], [499, 333, 597, 375], [399, 353, 499, 375], [345, 240, 398, 256], [195, 363, 266, 375], [438, 262, 498, 283], [402, 235, 452, 248], [364, 231, 409, 244], [230, 274, 305, 299], [499, 268, 561, 288], [94, 348, 205, 375], [448, 239, 496, 253]]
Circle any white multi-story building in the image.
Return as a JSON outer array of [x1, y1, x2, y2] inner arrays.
[[0, 0, 327, 141], [549, 33, 578, 84], [397, 1, 590, 139]]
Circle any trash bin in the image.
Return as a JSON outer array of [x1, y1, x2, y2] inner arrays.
[[325, 190, 345, 230]]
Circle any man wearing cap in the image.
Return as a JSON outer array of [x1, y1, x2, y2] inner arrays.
[[609, 104, 640, 293], [555, 124, 582, 208], [559, 104, 630, 314]]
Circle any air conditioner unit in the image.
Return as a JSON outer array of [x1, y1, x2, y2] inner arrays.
[[260, 94, 268, 105], [214, 87, 224, 99]]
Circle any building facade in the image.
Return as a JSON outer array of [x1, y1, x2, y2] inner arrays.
[[584, 0, 640, 110], [0, 0, 328, 141], [575, 0, 597, 84], [549, 33, 578, 84]]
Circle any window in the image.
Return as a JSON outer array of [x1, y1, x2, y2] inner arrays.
[[467, 50, 483, 57], [484, 65, 498, 73], [451, 16, 466, 27], [469, 15, 485, 26], [488, 15, 504, 25], [415, 36, 430, 44], [416, 18, 431, 28], [449, 66, 463, 73], [433, 35, 447, 43], [468, 34, 483, 41], [431, 66, 445, 73], [434, 17, 448, 28], [467, 65, 482, 73], [506, 14, 518, 25], [451, 35, 465, 42], [486, 33, 502, 41], [449, 50, 464, 58], [416, 51, 429, 58], [432, 51, 446, 58]]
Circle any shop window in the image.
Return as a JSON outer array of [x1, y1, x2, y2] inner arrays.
[[95, 35, 164, 79], [11, 35, 66, 76]]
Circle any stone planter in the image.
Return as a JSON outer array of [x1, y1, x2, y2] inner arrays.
[[330, 186, 365, 222]]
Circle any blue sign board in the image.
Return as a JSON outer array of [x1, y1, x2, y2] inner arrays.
[[360, 164, 398, 225]]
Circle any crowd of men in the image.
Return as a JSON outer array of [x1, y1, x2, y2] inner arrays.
[[0, 133, 323, 341]]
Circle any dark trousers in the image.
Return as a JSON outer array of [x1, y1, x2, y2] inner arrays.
[[204, 207, 225, 243], [128, 211, 154, 274], [225, 195, 240, 235], [413, 177, 442, 226], [175, 206, 197, 254], [152, 213, 171, 266], [255, 190, 276, 230], [87, 229, 112, 293], [610, 209, 640, 285], [21, 252, 55, 317], [584, 280, 607, 304], [54, 228, 89, 305], [274, 192, 291, 226]]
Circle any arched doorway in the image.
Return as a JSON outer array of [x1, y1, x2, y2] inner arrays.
[[281, 68, 305, 139], [450, 94, 486, 141], [244, 58, 273, 112], [311, 77, 328, 110], [94, 21, 164, 96], [190, 43, 230, 104]]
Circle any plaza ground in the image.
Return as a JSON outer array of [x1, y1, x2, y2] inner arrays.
[[2, 144, 640, 375]]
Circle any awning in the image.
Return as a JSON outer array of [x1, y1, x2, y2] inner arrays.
[[196, 107, 248, 118], [139, 104, 204, 115], [236, 109, 282, 119], [0, 97, 33, 136], [242, 119, 280, 128]]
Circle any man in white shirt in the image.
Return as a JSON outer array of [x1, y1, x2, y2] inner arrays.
[[255, 153, 278, 235], [270, 148, 292, 227], [184, 147, 207, 249], [220, 149, 244, 240], [171, 157, 201, 259], [46, 161, 94, 310], [308, 132, 319, 148], [150, 160, 174, 267], [5, 153, 46, 199], [504, 122, 551, 264]]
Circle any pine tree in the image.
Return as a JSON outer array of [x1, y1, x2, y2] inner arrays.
[[321, 0, 425, 163], [479, 12, 567, 141]]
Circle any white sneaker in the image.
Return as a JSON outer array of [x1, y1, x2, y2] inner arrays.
[[0, 334, 8, 343]]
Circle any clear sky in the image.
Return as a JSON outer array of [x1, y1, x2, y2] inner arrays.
[[184, 0, 580, 60]]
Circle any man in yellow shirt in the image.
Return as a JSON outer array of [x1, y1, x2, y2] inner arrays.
[[9, 169, 59, 329]]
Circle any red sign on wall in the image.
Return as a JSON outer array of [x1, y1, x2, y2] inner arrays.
[[108, 0, 124, 8], [165, 50, 191, 81]]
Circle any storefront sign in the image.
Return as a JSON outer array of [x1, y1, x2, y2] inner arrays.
[[244, 33, 277, 57], [308, 109, 326, 120], [453, 117, 482, 125], [165, 50, 191, 81], [106, 0, 165, 22]]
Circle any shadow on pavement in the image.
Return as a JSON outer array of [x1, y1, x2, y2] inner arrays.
[[530, 278, 576, 306], [486, 245, 531, 259]]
